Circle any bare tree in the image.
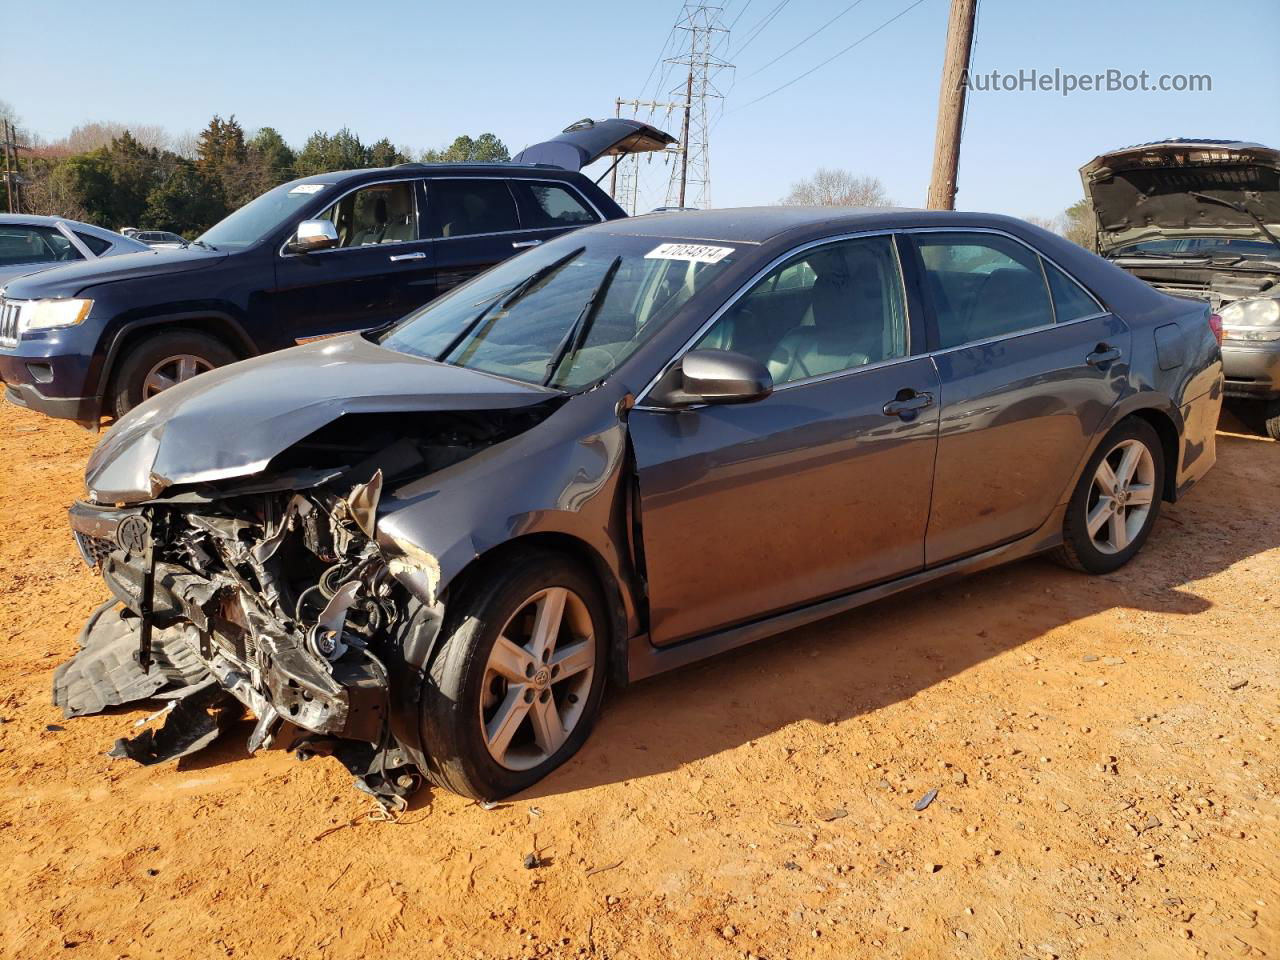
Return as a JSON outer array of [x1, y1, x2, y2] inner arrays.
[[56, 121, 172, 154], [781, 168, 893, 207], [1023, 213, 1064, 234]]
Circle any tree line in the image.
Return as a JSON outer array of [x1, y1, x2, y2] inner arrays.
[[3, 108, 510, 238]]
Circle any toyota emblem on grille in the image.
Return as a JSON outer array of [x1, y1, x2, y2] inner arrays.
[[116, 515, 150, 554]]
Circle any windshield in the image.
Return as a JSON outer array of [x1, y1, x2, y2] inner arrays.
[[1115, 236, 1279, 260], [380, 233, 739, 389], [197, 180, 333, 249]]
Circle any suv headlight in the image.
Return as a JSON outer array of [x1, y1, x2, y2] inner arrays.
[[18, 298, 94, 332], [1219, 297, 1280, 342]]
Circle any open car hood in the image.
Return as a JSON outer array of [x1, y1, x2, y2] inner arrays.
[[511, 118, 677, 172], [1080, 140, 1280, 253], [85, 334, 555, 504]]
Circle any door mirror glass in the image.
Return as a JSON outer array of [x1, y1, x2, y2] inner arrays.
[[288, 219, 339, 254], [651, 349, 773, 407]]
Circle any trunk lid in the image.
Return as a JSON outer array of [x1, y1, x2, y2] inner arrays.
[[512, 118, 677, 172]]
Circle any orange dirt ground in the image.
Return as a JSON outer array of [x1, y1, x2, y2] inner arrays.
[[0, 400, 1276, 960]]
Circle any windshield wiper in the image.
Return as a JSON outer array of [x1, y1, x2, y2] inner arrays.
[[188, 239, 218, 251], [437, 246, 586, 364], [1189, 192, 1280, 253], [543, 256, 623, 387]]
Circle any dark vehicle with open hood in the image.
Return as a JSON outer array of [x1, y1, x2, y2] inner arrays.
[[56, 206, 1222, 803], [1081, 139, 1280, 437], [0, 118, 674, 426]]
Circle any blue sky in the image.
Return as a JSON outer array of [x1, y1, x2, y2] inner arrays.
[[6, 0, 1278, 219]]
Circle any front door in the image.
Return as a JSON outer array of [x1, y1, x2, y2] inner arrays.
[[629, 234, 940, 646], [273, 178, 435, 342], [907, 230, 1130, 565]]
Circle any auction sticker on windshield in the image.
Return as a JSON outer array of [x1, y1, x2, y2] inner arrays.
[[645, 243, 734, 263], [288, 184, 327, 195]]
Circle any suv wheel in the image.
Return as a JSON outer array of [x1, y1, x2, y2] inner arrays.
[[1052, 417, 1166, 574], [110, 330, 237, 419], [1263, 398, 1280, 441], [419, 547, 608, 800]]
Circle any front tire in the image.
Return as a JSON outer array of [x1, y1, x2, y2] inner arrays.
[[1263, 398, 1280, 441], [419, 547, 608, 800], [1052, 417, 1165, 574], [110, 330, 237, 420]]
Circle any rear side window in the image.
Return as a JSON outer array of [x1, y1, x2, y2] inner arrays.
[[75, 232, 113, 256], [516, 182, 600, 228], [0, 225, 84, 267], [1044, 260, 1102, 322], [916, 233, 1054, 349], [430, 179, 521, 238]]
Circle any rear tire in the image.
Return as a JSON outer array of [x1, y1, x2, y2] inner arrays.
[[1052, 417, 1165, 574], [419, 547, 609, 800], [109, 330, 237, 420], [1263, 398, 1280, 441]]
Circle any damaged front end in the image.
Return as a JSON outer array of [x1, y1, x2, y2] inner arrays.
[[55, 403, 558, 806]]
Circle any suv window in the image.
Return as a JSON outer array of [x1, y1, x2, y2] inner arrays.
[[75, 232, 112, 256], [316, 181, 418, 247], [916, 233, 1054, 349], [517, 182, 599, 229], [430, 179, 521, 238], [0, 225, 84, 267], [693, 235, 907, 386]]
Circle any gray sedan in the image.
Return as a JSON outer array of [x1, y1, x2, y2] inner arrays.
[[57, 207, 1222, 802], [0, 214, 150, 287]]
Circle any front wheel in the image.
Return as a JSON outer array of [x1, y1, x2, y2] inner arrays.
[[1052, 417, 1166, 574], [1263, 398, 1280, 441], [419, 547, 608, 800], [110, 330, 237, 420]]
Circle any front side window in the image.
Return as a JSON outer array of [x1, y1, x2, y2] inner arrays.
[[430, 179, 521, 238], [316, 181, 417, 247], [0, 226, 84, 267], [382, 233, 740, 388], [692, 235, 907, 385], [518, 182, 599, 228], [916, 233, 1054, 349]]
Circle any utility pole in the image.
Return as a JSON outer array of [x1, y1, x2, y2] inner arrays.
[[926, 0, 978, 210], [663, 3, 732, 210], [2, 121, 15, 214]]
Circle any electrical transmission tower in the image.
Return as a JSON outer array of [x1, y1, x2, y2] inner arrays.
[[610, 98, 683, 216], [664, 4, 733, 210]]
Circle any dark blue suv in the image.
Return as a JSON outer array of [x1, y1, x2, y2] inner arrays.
[[0, 119, 673, 425]]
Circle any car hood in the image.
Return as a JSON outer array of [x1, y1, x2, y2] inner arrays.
[[1080, 140, 1280, 253], [85, 334, 557, 504], [2, 246, 223, 299], [512, 118, 677, 171]]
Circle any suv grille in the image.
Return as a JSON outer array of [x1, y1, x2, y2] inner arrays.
[[0, 299, 19, 347]]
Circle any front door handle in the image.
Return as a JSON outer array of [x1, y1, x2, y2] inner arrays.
[[883, 391, 933, 419], [389, 251, 427, 262], [512, 239, 543, 249], [1086, 343, 1122, 367]]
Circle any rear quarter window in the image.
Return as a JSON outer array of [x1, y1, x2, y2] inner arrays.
[[515, 181, 600, 229], [75, 232, 113, 256]]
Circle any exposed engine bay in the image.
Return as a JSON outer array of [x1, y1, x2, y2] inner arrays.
[[55, 407, 556, 806]]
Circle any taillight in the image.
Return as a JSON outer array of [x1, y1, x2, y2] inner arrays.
[[1208, 312, 1223, 345]]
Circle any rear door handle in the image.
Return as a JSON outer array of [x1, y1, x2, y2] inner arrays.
[[512, 239, 543, 249], [883, 391, 933, 419], [1086, 343, 1122, 367], [389, 252, 427, 262]]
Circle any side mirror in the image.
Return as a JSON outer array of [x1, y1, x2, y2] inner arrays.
[[288, 219, 339, 254], [649, 349, 773, 407]]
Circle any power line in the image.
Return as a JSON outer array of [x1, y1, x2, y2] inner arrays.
[[729, 0, 791, 60], [745, 0, 870, 78], [739, 0, 932, 109], [639, 2, 689, 101]]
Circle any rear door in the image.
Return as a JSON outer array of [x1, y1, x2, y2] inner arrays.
[[272, 178, 435, 342], [424, 178, 541, 296], [906, 230, 1130, 566], [628, 233, 939, 645]]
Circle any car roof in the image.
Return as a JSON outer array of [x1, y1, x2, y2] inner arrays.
[[0, 213, 141, 243], [294, 163, 585, 186], [595, 206, 1039, 245]]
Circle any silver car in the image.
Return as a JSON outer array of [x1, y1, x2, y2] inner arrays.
[[0, 215, 150, 287]]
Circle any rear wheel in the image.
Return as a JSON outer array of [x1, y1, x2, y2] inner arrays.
[[419, 547, 608, 800], [1263, 398, 1280, 441], [110, 330, 237, 419], [1052, 417, 1165, 574]]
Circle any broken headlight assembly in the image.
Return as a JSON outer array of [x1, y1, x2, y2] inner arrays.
[[1219, 296, 1280, 342]]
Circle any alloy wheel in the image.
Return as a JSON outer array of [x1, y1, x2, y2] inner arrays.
[[142, 354, 213, 398], [1085, 438, 1156, 554], [479, 587, 596, 771]]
